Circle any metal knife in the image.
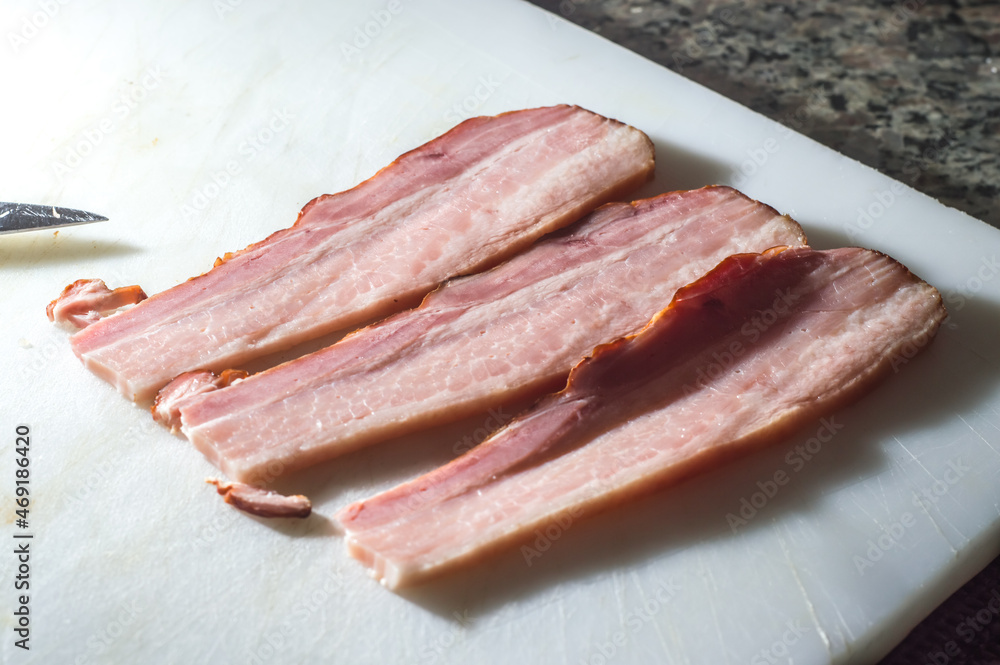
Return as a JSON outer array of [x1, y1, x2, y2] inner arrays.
[[0, 202, 108, 235]]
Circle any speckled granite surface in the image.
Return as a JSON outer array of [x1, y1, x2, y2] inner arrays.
[[527, 0, 1000, 230], [524, 1, 1000, 662]]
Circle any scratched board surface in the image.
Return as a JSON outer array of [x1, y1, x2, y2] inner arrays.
[[1, 1, 999, 663]]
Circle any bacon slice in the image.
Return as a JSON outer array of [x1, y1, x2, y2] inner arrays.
[[176, 186, 808, 483], [67, 105, 655, 401], [152, 369, 248, 431], [46, 279, 147, 329], [206, 479, 311, 518], [333, 246, 946, 588]]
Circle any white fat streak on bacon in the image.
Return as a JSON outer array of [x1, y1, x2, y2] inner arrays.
[[178, 186, 809, 482], [66, 105, 655, 402], [46, 279, 147, 329], [334, 247, 946, 589]]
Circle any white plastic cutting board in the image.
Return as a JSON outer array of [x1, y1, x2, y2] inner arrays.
[[2, 1, 999, 663]]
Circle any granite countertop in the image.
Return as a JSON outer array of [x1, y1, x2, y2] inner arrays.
[[527, 0, 999, 229], [525, 0, 1000, 662]]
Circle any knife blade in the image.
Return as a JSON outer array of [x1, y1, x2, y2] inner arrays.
[[0, 202, 108, 235]]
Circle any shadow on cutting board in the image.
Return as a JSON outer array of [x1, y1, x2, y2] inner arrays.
[[795, 223, 855, 251], [394, 295, 1000, 621], [635, 137, 733, 200], [0, 233, 143, 268]]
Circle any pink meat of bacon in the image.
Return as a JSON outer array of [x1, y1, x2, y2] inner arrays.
[[334, 246, 946, 589], [207, 479, 311, 519], [176, 186, 808, 484], [67, 105, 655, 401], [47, 279, 147, 329], [152, 369, 248, 431]]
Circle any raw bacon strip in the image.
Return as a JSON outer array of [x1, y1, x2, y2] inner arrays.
[[46, 279, 147, 329], [68, 105, 655, 401], [334, 246, 946, 588], [152, 369, 248, 431], [178, 186, 808, 483], [207, 479, 311, 518]]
